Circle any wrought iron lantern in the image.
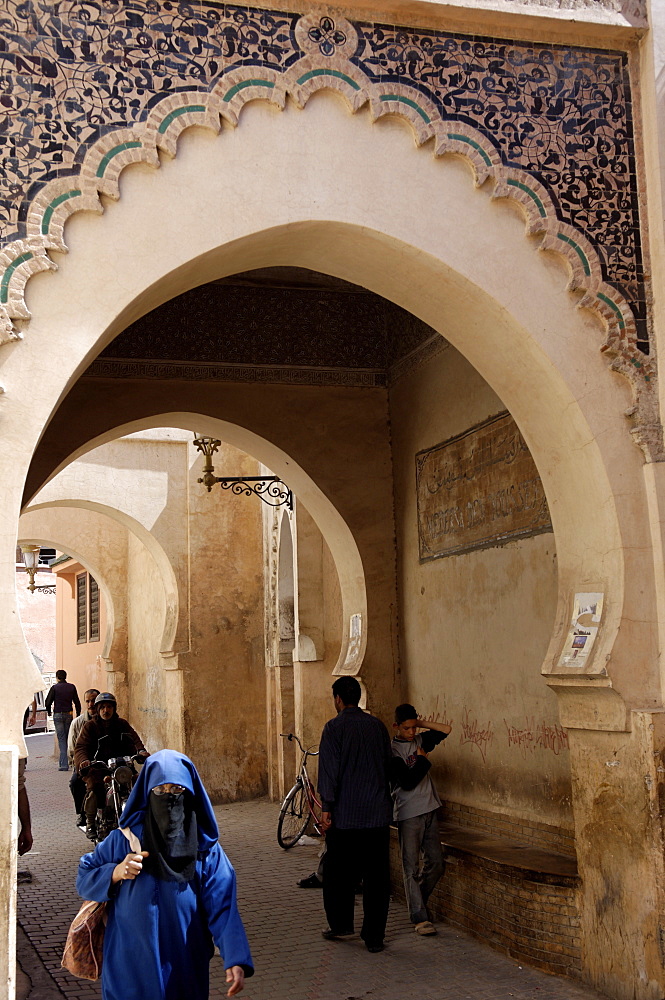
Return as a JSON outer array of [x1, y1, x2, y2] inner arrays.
[[20, 544, 56, 594]]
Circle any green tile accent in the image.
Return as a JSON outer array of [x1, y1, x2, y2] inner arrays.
[[158, 105, 207, 133], [597, 292, 626, 330], [557, 233, 591, 276], [96, 142, 142, 178], [379, 94, 430, 124], [506, 178, 546, 218], [1, 251, 33, 304], [296, 68, 361, 91], [222, 79, 275, 102], [41, 189, 82, 235], [446, 133, 492, 167]]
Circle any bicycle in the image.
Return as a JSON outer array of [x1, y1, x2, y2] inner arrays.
[[277, 733, 323, 849]]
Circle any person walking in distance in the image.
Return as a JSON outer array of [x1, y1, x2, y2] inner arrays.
[[45, 670, 81, 770], [317, 676, 393, 953], [67, 688, 100, 828], [390, 704, 451, 935]]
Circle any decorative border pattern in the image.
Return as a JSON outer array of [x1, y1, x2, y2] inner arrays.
[[0, 7, 657, 452], [84, 357, 387, 387]]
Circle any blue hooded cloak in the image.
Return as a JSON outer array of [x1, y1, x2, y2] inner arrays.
[[76, 750, 254, 1000]]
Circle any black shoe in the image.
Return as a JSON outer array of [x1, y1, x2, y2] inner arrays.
[[321, 928, 355, 941], [366, 942, 385, 953], [17, 870, 32, 884], [297, 873, 322, 889]]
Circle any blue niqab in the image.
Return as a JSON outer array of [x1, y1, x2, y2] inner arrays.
[[119, 749, 219, 851], [77, 749, 254, 1000]]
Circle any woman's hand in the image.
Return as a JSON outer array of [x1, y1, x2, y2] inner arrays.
[[111, 851, 149, 883], [225, 966, 245, 996]]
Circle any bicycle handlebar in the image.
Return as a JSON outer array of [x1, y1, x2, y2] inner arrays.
[[279, 733, 319, 756]]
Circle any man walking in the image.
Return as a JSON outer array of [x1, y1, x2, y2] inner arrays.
[[317, 676, 392, 953], [45, 670, 81, 770], [67, 688, 100, 827]]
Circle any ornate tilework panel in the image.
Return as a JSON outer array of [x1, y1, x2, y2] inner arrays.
[[355, 28, 644, 347], [0, 0, 647, 349]]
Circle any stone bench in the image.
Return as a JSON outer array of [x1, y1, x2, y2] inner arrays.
[[390, 820, 582, 978]]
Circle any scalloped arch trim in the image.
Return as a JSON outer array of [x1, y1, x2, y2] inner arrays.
[[0, 12, 653, 395]]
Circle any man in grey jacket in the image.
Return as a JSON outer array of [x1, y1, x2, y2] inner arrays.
[[390, 704, 452, 935]]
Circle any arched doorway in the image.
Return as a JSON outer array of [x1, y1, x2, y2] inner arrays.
[[1, 93, 661, 996]]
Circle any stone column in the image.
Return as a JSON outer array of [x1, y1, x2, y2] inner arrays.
[[0, 746, 18, 1000], [567, 712, 665, 999]]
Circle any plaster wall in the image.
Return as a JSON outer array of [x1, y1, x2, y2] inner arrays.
[[294, 503, 346, 765], [15, 570, 55, 676], [126, 531, 167, 753], [180, 440, 267, 801], [391, 345, 568, 830], [54, 563, 108, 696]]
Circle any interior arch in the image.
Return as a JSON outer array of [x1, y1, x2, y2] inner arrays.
[[21, 499, 178, 655], [2, 93, 654, 750]]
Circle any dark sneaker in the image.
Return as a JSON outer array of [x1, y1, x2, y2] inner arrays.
[[365, 942, 385, 953], [297, 873, 322, 888]]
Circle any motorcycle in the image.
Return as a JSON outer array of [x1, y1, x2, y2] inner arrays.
[[82, 753, 146, 844]]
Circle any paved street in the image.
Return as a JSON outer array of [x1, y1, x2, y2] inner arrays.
[[17, 734, 609, 1000]]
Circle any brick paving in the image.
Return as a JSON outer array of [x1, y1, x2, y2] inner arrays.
[[18, 734, 609, 1000]]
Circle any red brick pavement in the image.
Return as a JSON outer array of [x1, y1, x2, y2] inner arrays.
[[18, 734, 609, 1000]]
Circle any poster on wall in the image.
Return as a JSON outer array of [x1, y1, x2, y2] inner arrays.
[[557, 593, 604, 668], [416, 411, 552, 561], [333, 613, 363, 676]]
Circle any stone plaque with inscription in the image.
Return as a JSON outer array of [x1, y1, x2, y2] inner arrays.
[[416, 412, 552, 561]]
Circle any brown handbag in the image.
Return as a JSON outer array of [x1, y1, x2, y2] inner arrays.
[[61, 826, 139, 980], [61, 899, 107, 980]]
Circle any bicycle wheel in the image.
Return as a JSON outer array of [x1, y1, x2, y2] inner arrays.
[[277, 780, 310, 849]]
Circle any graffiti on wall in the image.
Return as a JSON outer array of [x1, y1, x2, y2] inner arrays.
[[426, 705, 568, 761], [504, 717, 570, 757], [460, 708, 495, 763]]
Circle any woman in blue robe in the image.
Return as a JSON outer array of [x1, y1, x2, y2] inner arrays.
[[76, 749, 254, 999]]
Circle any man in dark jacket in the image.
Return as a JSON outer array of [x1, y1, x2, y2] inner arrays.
[[45, 669, 81, 770], [74, 692, 148, 839], [317, 676, 392, 953]]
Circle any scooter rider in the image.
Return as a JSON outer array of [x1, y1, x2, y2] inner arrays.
[[74, 693, 149, 839]]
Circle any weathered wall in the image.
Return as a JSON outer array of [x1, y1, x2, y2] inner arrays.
[[125, 531, 167, 752], [390, 342, 568, 831], [294, 502, 345, 762], [180, 440, 267, 802]]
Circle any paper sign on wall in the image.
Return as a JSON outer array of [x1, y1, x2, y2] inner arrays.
[[558, 593, 604, 668]]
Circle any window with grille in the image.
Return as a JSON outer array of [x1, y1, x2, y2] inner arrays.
[[76, 573, 87, 644], [89, 575, 100, 642]]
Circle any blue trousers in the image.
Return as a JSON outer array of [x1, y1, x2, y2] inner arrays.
[[53, 713, 72, 769], [397, 810, 445, 923]]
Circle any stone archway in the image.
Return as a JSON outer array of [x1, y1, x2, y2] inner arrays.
[[0, 86, 662, 999]]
